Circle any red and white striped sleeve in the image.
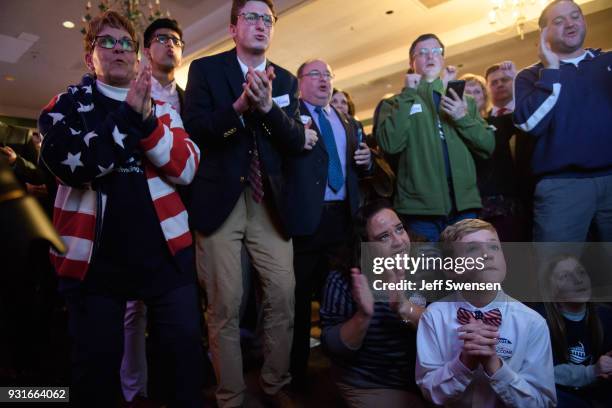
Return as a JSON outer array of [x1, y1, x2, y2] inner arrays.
[[140, 101, 200, 185]]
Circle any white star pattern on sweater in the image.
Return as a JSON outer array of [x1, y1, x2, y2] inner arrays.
[[83, 131, 98, 147], [97, 163, 114, 177], [70, 127, 81, 135], [112, 126, 127, 148], [61, 152, 84, 173], [83, 84, 92, 94], [48, 112, 64, 125], [77, 102, 94, 112]]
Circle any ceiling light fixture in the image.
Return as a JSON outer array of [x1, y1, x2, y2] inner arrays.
[[81, 0, 170, 35], [488, 0, 547, 40], [62, 21, 76, 29]]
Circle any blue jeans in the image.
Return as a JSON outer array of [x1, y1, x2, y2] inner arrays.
[[533, 174, 612, 242], [65, 283, 204, 408], [401, 211, 477, 242]]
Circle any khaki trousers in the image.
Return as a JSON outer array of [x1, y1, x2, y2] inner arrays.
[[196, 188, 294, 408]]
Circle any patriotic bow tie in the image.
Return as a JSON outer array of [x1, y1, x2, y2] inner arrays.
[[457, 307, 502, 327]]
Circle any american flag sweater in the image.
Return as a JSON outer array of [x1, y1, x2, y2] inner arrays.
[[38, 74, 200, 280]]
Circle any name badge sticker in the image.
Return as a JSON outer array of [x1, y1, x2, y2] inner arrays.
[[496, 337, 514, 359], [273, 94, 290, 108], [410, 104, 422, 115]]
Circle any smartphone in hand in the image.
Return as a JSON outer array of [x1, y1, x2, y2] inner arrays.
[[445, 80, 466, 100]]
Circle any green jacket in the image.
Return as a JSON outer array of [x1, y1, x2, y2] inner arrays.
[[375, 78, 494, 216]]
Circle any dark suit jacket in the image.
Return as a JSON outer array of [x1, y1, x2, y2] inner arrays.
[[177, 85, 185, 115], [478, 111, 535, 203], [284, 101, 366, 237], [183, 48, 305, 236]]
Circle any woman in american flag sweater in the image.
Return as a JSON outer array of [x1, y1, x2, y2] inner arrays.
[[38, 11, 202, 407]]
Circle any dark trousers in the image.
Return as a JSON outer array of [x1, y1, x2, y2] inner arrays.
[[65, 283, 204, 408], [291, 201, 351, 381]]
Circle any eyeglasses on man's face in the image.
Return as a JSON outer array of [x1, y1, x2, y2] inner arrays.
[[301, 70, 334, 81], [153, 34, 185, 48], [414, 47, 444, 58], [238, 12, 275, 27], [92, 35, 138, 52]]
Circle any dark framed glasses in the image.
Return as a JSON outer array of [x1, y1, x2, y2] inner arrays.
[[238, 12, 275, 27], [153, 34, 184, 48], [92, 35, 138, 52]]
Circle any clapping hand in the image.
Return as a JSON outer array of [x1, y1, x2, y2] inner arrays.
[[458, 317, 501, 374], [351, 268, 374, 318], [539, 27, 560, 69], [126, 63, 152, 121], [244, 66, 275, 114]]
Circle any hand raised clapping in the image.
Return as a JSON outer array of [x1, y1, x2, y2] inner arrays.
[[126, 63, 152, 121], [458, 317, 501, 374]]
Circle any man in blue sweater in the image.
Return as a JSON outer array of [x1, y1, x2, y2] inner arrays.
[[514, 0, 612, 242]]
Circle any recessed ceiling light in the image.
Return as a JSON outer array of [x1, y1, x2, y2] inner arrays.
[[4, 75, 16, 81], [386, 10, 394, 15], [62, 21, 75, 29]]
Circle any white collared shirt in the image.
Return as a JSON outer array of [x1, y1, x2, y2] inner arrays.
[[561, 49, 593, 67], [237, 56, 267, 79], [151, 76, 180, 114], [416, 291, 556, 408], [491, 100, 515, 117]]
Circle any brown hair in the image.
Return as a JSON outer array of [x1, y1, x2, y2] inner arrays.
[[83, 10, 138, 54], [230, 0, 277, 25], [541, 254, 603, 363], [332, 88, 356, 117], [538, 0, 582, 29], [409, 33, 444, 65], [439, 218, 497, 243]]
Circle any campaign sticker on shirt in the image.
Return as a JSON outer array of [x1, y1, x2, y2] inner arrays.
[[568, 341, 588, 364], [496, 337, 514, 359], [273, 94, 290, 108], [300, 115, 312, 126], [410, 104, 422, 115]]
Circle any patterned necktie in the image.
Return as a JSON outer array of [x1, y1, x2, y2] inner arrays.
[[496, 107, 508, 117], [248, 134, 264, 203], [457, 307, 502, 327], [315, 106, 343, 192]]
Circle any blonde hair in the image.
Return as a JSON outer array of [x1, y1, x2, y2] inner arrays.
[[439, 218, 497, 243], [460, 73, 489, 116]]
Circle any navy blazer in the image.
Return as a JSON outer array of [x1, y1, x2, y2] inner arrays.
[[183, 48, 305, 236], [284, 100, 366, 237]]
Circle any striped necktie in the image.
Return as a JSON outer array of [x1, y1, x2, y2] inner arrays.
[[248, 135, 264, 203]]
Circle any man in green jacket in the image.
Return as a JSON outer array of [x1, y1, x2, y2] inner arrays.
[[375, 33, 494, 242]]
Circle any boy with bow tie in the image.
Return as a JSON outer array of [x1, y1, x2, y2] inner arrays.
[[415, 219, 556, 407]]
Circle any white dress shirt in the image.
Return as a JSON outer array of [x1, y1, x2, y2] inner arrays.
[[416, 291, 557, 408], [491, 100, 515, 117], [151, 77, 180, 114]]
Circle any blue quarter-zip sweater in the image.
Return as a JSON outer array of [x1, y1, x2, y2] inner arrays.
[[514, 48, 612, 178]]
